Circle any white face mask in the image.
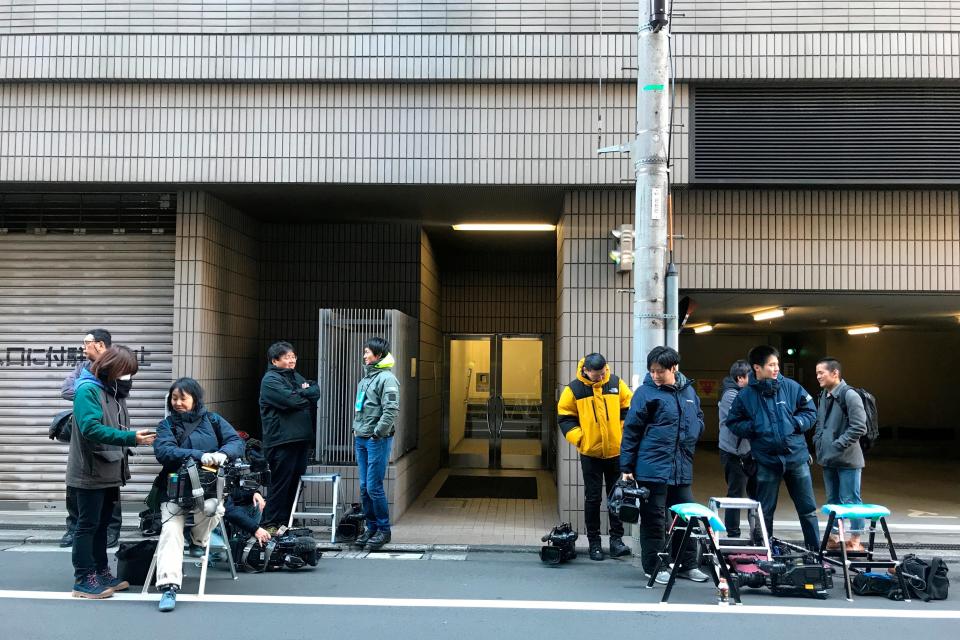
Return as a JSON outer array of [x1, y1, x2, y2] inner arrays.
[[118, 374, 133, 381]]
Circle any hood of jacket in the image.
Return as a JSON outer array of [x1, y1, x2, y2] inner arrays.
[[75, 367, 104, 391], [720, 375, 740, 395], [641, 370, 693, 393], [363, 353, 396, 376], [575, 357, 611, 388]]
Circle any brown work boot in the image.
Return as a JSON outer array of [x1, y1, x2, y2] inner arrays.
[[845, 535, 864, 552], [826, 534, 841, 550]]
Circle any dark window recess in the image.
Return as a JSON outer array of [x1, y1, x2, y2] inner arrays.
[[692, 87, 960, 184], [0, 192, 176, 233]]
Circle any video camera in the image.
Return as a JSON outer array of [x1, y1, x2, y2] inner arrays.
[[728, 538, 833, 599], [539, 522, 578, 565], [234, 526, 321, 572], [336, 503, 367, 542], [221, 455, 270, 493], [166, 459, 223, 516], [607, 479, 651, 524]]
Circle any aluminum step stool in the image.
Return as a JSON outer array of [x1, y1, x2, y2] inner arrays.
[[141, 518, 238, 596], [707, 496, 772, 559], [287, 473, 341, 543]]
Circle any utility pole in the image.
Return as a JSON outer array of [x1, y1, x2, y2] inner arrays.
[[599, 1, 673, 387]]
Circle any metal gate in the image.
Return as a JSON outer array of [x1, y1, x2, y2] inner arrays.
[[0, 233, 174, 504], [315, 309, 417, 465]]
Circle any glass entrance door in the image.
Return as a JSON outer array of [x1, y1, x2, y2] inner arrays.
[[445, 335, 547, 469]]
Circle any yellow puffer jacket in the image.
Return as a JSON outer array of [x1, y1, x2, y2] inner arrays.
[[557, 358, 633, 459]]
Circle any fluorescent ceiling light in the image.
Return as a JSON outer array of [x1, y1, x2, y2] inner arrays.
[[847, 326, 880, 335], [752, 308, 786, 322], [693, 324, 714, 334], [452, 223, 556, 232]]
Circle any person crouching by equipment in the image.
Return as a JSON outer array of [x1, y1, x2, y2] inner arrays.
[[222, 449, 272, 549], [152, 378, 244, 612]]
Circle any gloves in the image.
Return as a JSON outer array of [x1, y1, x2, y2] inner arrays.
[[201, 452, 229, 467]]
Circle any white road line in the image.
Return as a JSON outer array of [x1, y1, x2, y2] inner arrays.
[[0, 590, 957, 619]]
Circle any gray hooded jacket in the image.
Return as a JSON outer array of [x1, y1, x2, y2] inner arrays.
[[352, 354, 400, 439]]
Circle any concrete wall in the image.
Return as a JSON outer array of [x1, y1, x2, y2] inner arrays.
[[173, 191, 261, 430]]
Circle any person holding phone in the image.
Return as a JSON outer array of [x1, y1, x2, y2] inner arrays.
[[67, 345, 156, 599]]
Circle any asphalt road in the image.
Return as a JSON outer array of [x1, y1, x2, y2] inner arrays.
[[1, 545, 957, 639]]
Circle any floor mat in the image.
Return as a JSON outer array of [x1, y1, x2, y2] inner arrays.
[[435, 475, 538, 500]]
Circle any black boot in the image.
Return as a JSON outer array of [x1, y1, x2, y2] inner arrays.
[[365, 530, 392, 551], [588, 539, 605, 561], [353, 528, 375, 548], [609, 536, 631, 558]]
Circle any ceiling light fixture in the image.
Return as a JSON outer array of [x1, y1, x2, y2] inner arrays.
[[752, 308, 786, 322], [693, 324, 714, 334], [847, 326, 880, 336], [452, 223, 556, 232]]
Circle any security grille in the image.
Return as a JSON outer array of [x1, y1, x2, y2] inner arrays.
[[0, 231, 174, 503], [692, 86, 960, 184], [316, 309, 417, 465], [0, 192, 175, 234]]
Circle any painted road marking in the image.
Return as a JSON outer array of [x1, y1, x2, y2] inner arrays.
[[0, 590, 958, 618]]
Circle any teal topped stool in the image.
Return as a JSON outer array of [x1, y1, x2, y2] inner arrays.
[[818, 502, 909, 602], [646, 502, 741, 605]]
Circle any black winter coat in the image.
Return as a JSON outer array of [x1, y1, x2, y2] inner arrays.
[[258, 365, 321, 448]]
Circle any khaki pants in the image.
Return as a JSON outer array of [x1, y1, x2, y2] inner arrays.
[[156, 500, 224, 588]]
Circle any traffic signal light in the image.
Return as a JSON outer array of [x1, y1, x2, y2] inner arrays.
[[610, 224, 634, 273]]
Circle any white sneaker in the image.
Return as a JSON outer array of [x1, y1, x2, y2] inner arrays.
[[678, 567, 710, 582], [645, 571, 672, 585]]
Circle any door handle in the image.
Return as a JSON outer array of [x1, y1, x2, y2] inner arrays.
[[486, 396, 497, 437]]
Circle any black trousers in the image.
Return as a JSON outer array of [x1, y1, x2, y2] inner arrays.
[[262, 441, 309, 527], [72, 486, 119, 580], [719, 451, 758, 536], [579, 455, 624, 540], [636, 482, 698, 575], [66, 485, 122, 538]]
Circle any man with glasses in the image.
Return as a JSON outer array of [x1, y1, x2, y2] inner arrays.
[[258, 341, 321, 531], [59, 329, 124, 548]]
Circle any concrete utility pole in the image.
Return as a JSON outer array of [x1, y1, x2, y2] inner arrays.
[[599, 1, 673, 386]]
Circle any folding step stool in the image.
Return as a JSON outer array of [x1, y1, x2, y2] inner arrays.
[[141, 519, 238, 596], [646, 502, 742, 605], [287, 473, 341, 543], [707, 496, 772, 560], [817, 503, 911, 602]]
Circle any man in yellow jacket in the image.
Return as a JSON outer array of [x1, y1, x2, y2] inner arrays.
[[557, 353, 633, 560]]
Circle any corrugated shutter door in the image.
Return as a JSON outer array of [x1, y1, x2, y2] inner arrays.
[[0, 234, 174, 503]]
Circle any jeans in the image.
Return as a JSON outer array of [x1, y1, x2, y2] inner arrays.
[[355, 436, 393, 532], [822, 467, 865, 533], [579, 455, 624, 541], [636, 482, 698, 575], [755, 461, 821, 550], [66, 485, 122, 539], [72, 486, 119, 580], [719, 451, 758, 536], [262, 442, 309, 527]]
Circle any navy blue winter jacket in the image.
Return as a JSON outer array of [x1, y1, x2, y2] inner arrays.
[[620, 372, 704, 485], [154, 406, 245, 475], [725, 373, 816, 469]]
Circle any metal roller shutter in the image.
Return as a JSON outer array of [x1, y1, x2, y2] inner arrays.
[[0, 233, 174, 504]]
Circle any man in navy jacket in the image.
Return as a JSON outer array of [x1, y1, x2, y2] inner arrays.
[[726, 345, 820, 549]]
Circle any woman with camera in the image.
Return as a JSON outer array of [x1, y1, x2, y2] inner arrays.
[[153, 377, 244, 612], [68, 345, 157, 598]]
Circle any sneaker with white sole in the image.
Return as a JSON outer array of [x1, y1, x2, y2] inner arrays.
[[644, 571, 672, 585], [158, 586, 178, 612], [678, 567, 710, 582]]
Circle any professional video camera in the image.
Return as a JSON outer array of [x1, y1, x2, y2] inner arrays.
[[607, 479, 651, 524], [728, 538, 833, 599], [336, 503, 367, 542], [234, 525, 321, 572], [540, 522, 578, 565], [166, 459, 223, 516], [221, 455, 270, 493]]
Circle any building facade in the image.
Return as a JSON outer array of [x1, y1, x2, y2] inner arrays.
[[1, 2, 957, 532]]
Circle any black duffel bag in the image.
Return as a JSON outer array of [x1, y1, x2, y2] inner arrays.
[[115, 539, 158, 586]]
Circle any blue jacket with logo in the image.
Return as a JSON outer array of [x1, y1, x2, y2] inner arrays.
[[725, 373, 817, 469], [620, 372, 704, 485]]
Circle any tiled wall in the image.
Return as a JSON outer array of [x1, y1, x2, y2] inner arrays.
[[173, 191, 262, 430]]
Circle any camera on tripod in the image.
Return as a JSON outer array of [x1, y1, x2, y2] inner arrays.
[[539, 522, 578, 565], [607, 479, 651, 524]]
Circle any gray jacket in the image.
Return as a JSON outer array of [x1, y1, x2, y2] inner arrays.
[[66, 374, 134, 490], [814, 380, 867, 469], [352, 354, 400, 439], [60, 360, 87, 401], [718, 379, 750, 456]]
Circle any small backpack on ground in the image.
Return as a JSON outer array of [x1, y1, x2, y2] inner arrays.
[[897, 554, 950, 602], [839, 386, 879, 453]]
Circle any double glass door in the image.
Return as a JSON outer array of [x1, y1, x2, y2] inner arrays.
[[445, 334, 547, 469]]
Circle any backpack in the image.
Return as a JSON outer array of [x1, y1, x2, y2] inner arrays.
[[48, 410, 74, 443], [897, 554, 950, 602], [838, 387, 879, 453]]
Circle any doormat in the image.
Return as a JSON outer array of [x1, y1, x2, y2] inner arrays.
[[435, 475, 538, 500]]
